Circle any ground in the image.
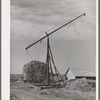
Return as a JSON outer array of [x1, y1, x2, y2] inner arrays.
[[10, 74, 96, 100]]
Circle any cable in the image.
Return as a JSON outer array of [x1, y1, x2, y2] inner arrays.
[[26, 50, 33, 61], [26, 50, 30, 62]]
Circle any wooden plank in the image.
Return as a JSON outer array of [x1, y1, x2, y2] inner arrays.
[[40, 85, 61, 90], [35, 84, 61, 86]]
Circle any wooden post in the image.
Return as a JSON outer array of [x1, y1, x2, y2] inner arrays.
[[46, 37, 50, 85]]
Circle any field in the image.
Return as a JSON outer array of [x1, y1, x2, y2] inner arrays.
[[10, 74, 96, 100]]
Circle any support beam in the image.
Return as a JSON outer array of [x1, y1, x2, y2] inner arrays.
[[49, 44, 65, 84]]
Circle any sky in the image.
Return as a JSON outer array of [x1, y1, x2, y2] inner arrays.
[[10, 0, 96, 74]]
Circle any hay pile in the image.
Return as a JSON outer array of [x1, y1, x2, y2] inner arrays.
[[65, 78, 96, 92], [10, 74, 21, 83], [22, 60, 48, 84]]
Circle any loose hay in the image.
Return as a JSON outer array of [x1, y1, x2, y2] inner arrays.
[[65, 78, 96, 92]]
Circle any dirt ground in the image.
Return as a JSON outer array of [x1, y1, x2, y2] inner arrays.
[[10, 75, 96, 100]]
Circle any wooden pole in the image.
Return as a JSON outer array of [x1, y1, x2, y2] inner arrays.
[[49, 45, 65, 84], [65, 68, 70, 76], [25, 13, 86, 50], [46, 37, 50, 85]]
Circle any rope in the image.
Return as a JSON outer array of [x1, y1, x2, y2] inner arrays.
[[49, 60, 56, 83], [38, 43, 41, 61], [26, 50, 33, 61], [38, 40, 43, 61], [26, 50, 30, 62]]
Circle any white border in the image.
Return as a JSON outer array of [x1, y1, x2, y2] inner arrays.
[[1, 0, 98, 100], [96, 0, 99, 100], [2, 0, 10, 99]]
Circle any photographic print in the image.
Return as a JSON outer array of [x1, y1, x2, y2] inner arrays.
[[10, 0, 97, 100]]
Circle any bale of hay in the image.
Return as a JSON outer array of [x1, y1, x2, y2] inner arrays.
[[22, 60, 48, 84]]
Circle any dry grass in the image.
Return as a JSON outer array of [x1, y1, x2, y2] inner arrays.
[[10, 75, 96, 100]]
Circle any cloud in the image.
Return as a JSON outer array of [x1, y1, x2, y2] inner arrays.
[[11, 0, 96, 23], [11, 0, 96, 43], [10, 0, 96, 74], [11, 19, 54, 42]]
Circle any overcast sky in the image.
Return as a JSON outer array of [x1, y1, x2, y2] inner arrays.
[[10, 0, 96, 74]]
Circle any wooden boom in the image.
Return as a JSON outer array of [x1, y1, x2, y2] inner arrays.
[[25, 13, 86, 50]]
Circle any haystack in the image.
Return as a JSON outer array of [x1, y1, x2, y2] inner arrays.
[[65, 78, 96, 92], [22, 60, 48, 83]]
